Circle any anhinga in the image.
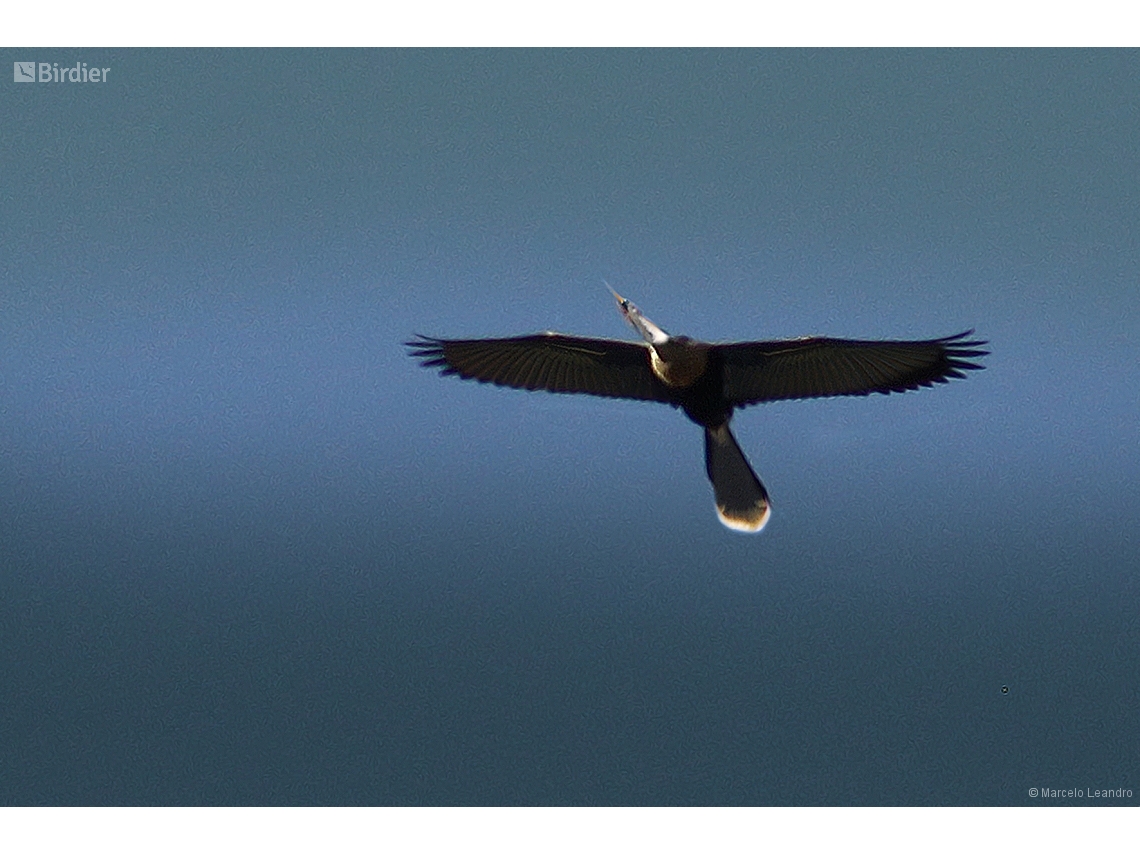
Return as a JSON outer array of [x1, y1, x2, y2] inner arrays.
[[407, 291, 987, 533]]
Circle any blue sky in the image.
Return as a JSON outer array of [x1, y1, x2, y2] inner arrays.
[[1, 50, 1137, 804]]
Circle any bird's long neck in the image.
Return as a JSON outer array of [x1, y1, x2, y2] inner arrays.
[[610, 291, 710, 389], [610, 288, 670, 345], [649, 336, 709, 388], [627, 305, 670, 345]]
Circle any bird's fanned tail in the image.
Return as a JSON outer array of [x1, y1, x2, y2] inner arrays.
[[704, 424, 771, 533]]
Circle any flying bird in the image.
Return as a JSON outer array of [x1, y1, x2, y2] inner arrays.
[[407, 291, 987, 533]]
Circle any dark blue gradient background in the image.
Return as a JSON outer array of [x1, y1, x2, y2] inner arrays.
[[1, 50, 1137, 805]]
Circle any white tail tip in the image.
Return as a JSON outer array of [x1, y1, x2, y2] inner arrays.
[[715, 499, 772, 533]]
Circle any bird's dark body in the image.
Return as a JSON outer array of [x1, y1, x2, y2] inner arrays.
[[664, 347, 732, 429], [407, 294, 987, 532]]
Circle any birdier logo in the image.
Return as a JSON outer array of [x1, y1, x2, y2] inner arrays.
[[14, 61, 110, 83]]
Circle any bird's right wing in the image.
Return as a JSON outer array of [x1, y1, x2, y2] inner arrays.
[[407, 333, 674, 403], [719, 331, 988, 406]]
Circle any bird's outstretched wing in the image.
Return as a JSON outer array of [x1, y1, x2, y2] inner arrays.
[[407, 333, 674, 403], [719, 331, 988, 406]]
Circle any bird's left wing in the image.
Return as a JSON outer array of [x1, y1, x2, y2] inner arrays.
[[407, 333, 674, 403], [719, 331, 988, 406]]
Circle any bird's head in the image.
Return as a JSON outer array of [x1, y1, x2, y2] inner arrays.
[[605, 283, 669, 345]]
